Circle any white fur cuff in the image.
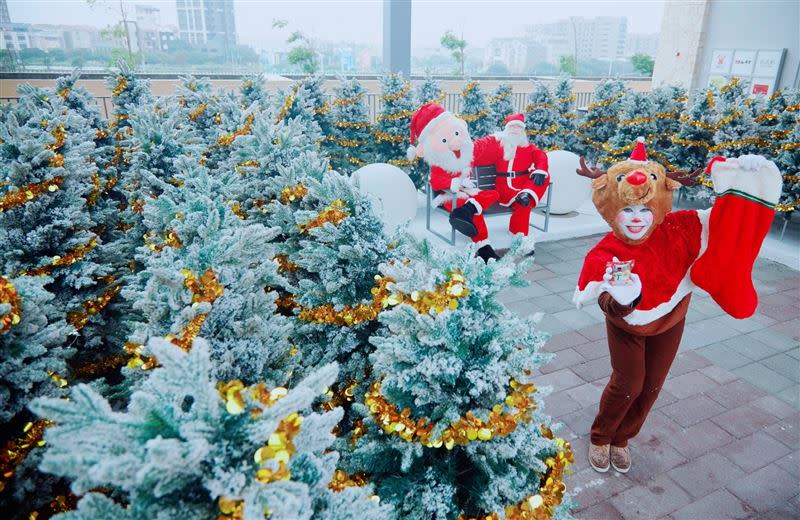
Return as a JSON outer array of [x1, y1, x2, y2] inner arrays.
[[709, 156, 782, 206]]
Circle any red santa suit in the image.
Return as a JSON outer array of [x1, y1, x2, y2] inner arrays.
[[472, 114, 550, 236], [573, 141, 782, 454], [429, 165, 499, 245]]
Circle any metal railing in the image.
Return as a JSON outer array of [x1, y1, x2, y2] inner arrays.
[[0, 90, 597, 122]]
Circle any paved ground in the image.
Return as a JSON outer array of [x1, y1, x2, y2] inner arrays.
[[500, 235, 800, 520]]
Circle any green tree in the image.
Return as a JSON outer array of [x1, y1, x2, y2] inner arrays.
[[559, 55, 576, 76], [630, 54, 655, 75], [441, 30, 467, 76]]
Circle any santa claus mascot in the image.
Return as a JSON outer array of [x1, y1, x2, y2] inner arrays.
[[573, 137, 782, 475], [408, 103, 501, 262], [472, 113, 550, 237]]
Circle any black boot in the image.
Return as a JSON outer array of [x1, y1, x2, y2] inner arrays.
[[449, 202, 478, 237], [515, 193, 532, 207], [476, 244, 501, 263]]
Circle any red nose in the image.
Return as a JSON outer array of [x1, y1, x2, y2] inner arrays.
[[626, 171, 647, 186]]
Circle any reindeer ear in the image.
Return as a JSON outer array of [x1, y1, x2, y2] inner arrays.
[[666, 178, 682, 191], [592, 176, 608, 190]]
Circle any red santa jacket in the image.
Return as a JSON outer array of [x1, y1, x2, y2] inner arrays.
[[429, 165, 468, 193], [574, 210, 709, 326], [472, 135, 549, 174]]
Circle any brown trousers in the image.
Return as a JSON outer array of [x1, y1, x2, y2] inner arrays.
[[590, 315, 685, 447]]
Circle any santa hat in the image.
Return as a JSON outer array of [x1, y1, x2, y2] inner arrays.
[[629, 136, 648, 163], [407, 103, 447, 160], [505, 113, 525, 128]]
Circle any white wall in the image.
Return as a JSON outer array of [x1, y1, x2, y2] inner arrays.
[[652, 0, 711, 89], [694, 0, 799, 90]]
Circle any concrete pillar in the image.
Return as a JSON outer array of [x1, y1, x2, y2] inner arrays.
[[652, 0, 711, 88], [383, 0, 411, 76]]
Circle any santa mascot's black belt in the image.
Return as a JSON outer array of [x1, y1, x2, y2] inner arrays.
[[495, 171, 530, 178]]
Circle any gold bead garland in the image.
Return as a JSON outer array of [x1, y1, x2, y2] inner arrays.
[[488, 90, 512, 103], [20, 237, 98, 277], [143, 229, 183, 253], [0, 177, 63, 213], [327, 135, 367, 148], [780, 142, 799, 152], [373, 129, 406, 143], [380, 83, 411, 102], [376, 109, 414, 122], [0, 420, 52, 493], [46, 124, 66, 167], [527, 123, 558, 136], [0, 276, 22, 333], [334, 120, 372, 129], [217, 379, 288, 416], [253, 412, 303, 484], [462, 82, 478, 96], [315, 102, 330, 115], [459, 109, 490, 123], [387, 157, 418, 167], [525, 102, 556, 111], [66, 283, 122, 331], [298, 199, 350, 234], [333, 93, 364, 106], [365, 378, 537, 449]]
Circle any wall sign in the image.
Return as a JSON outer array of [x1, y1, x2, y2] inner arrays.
[[707, 48, 786, 97]]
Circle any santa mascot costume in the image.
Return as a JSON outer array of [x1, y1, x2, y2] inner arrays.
[[472, 113, 550, 237], [572, 137, 782, 474], [408, 103, 501, 262]]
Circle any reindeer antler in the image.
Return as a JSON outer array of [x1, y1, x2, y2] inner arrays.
[[666, 167, 703, 187], [576, 157, 606, 179]]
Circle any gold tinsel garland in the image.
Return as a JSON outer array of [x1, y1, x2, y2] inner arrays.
[[459, 425, 574, 520], [298, 199, 350, 234], [217, 497, 245, 520], [556, 94, 576, 104], [0, 176, 63, 213], [254, 412, 303, 484], [334, 120, 372, 129], [719, 77, 740, 93], [0, 420, 52, 493], [388, 157, 418, 167], [217, 113, 255, 146], [373, 129, 406, 143], [527, 123, 558, 136], [71, 353, 131, 380], [315, 102, 331, 115], [111, 76, 128, 97], [586, 92, 624, 110], [320, 379, 358, 412], [488, 90, 512, 103], [780, 142, 800, 152], [328, 470, 369, 492], [143, 229, 183, 253], [20, 237, 98, 277], [785, 103, 800, 112], [327, 135, 367, 148], [86, 174, 117, 207], [0, 276, 22, 333], [459, 109, 490, 123], [376, 109, 414, 122], [298, 271, 468, 327], [273, 254, 299, 273], [280, 183, 309, 204], [380, 83, 411, 102], [365, 378, 537, 448], [46, 124, 66, 167], [462, 82, 478, 96], [188, 102, 208, 121], [28, 491, 80, 519], [577, 116, 618, 130], [525, 102, 556, 111], [66, 283, 122, 331], [333, 93, 364, 106]]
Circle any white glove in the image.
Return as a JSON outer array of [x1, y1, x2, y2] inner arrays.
[[449, 177, 461, 192], [461, 177, 476, 190], [600, 257, 642, 306], [734, 154, 768, 171]]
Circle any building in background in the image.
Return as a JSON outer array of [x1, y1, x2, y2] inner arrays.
[[484, 38, 528, 74], [61, 25, 95, 51], [135, 4, 177, 53], [0, 0, 10, 25], [626, 33, 659, 57], [176, 0, 236, 53], [525, 20, 571, 66], [0, 23, 30, 51], [525, 16, 628, 65]]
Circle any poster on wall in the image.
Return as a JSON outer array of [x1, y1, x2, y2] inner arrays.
[[707, 48, 786, 97]]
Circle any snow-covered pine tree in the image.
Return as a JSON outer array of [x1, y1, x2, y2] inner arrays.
[[336, 238, 575, 519], [553, 78, 581, 153], [648, 85, 686, 165], [712, 77, 771, 157], [578, 79, 627, 164], [122, 155, 294, 386], [604, 91, 656, 164], [239, 74, 269, 109], [488, 83, 515, 130], [374, 73, 417, 182], [31, 338, 393, 520], [416, 74, 444, 105], [327, 77, 373, 174], [774, 89, 800, 216], [459, 79, 495, 138], [525, 82, 559, 151], [667, 87, 717, 200]]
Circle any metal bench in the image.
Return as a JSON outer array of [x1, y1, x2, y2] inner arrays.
[[425, 165, 554, 245]]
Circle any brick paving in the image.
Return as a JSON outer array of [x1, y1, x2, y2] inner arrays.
[[501, 235, 800, 519]]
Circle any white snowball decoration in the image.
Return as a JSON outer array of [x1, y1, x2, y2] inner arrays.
[[545, 150, 591, 215], [352, 163, 418, 232]]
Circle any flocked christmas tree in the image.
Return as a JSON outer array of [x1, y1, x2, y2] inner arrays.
[[417, 74, 444, 106], [335, 238, 575, 520], [459, 79, 495, 138], [525, 82, 559, 151], [712, 77, 770, 158], [31, 338, 392, 520], [648, 85, 686, 165], [667, 87, 718, 200], [327, 77, 373, 174], [604, 91, 656, 164], [488, 83, 515, 130], [552, 78, 581, 153], [374, 73, 418, 182], [578, 79, 627, 164], [774, 89, 800, 216]]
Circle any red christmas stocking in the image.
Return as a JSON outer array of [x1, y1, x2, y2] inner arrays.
[[690, 156, 783, 319]]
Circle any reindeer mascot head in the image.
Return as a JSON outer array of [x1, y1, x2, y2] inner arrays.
[[577, 138, 698, 245], [573, 137, 782, 474]]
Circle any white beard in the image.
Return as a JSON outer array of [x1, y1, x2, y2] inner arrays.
[[496, 128, 529, 161], [423, 138, 474, 175]]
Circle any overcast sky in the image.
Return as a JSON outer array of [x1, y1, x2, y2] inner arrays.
[[9, 0, 665, 51]]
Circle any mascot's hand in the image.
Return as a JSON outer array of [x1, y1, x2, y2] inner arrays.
[[600, 257, 642, 306], [734, 154, 768, 171], [449, 178, 462, 192]]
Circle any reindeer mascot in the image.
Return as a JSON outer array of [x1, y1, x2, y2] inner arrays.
[[573, 138, 782, 474]]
